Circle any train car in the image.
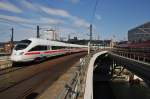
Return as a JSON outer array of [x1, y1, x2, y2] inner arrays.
[[10, 38, 87, 63]]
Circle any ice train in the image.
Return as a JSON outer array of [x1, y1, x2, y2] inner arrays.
[[10, 38, 87, 62]]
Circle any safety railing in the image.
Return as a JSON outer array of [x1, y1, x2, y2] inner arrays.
[[56, 71, 80, 99], [57, 53, 92, 99], [57, 49, 109, 99], [111, 48, 150, 63]]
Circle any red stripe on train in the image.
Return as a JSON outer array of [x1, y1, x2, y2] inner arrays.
[[24, 51, 41, 55], [24, 50, 66, 55], [44, 50, 65, 54]]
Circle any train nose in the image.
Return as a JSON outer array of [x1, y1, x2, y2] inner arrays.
[[10, 51, 23, 62], [10, 55, 22, 62]]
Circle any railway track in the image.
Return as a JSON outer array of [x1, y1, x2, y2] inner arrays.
[[0, 52, 87, 99], [0, 54, 72, 92], [0, 67, 23, 75], [0, 53, 67, 75]]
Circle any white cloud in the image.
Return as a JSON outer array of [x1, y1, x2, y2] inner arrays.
[[39, 18, 64, 25], [95, 14, 102, 21], [19, 0, 36, 10], [70, 0, 80, 4], [0, 15, 30, 23], [72, 17, 90, 28], [40, 6, 71, 18], [40, 6, 90, 29], [0, 2, 90, 33], [0, 14, 64, 27], [0, 2, 22, 13], [19, 0, 41, 12]]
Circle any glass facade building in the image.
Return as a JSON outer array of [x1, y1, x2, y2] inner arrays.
[[128, 22, 150, 43]]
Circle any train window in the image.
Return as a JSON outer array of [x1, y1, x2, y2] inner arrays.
[[42, 46, 47, 50], [52, 46, 59, 50], [14, 40, 31, 50], [52, 46, 65, 50], [14, 44, 28, 50], [29, 45, 47, 51], [29, 46, 39, 51]]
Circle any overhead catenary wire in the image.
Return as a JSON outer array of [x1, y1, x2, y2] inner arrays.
[[0, 1, 63, 41], [90, 0, 99, 24], [0, 18, 35, 30], [90, 0, 105, 41], [91, 0, 104, 24], [0, 19, 37, 42], [88, 0, 99, 42]]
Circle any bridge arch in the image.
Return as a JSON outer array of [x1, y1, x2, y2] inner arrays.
[[84, 51, 108, 99]]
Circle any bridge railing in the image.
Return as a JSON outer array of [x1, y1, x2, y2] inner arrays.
[[56, 49, 109, 99], [56, 71, 80, 99], [111, 48, 150, 63], [56, 54, 92, 99]]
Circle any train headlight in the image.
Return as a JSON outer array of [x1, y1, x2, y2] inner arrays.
[[19, 52, 24, 55]]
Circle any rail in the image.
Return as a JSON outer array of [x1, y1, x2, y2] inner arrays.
[[111, 48, 150, 63]]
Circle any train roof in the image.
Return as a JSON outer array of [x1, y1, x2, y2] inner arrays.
[[28, 38, 87, 48]]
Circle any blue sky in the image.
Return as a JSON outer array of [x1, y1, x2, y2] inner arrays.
[[0, 0, 150, 41]]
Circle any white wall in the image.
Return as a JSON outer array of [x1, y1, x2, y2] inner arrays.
[[84, 51, 108, 99]]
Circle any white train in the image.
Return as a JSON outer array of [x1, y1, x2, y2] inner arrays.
[[10, 38, 87, 63]]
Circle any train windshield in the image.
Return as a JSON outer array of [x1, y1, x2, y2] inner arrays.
[[14, 40, 31, 50]]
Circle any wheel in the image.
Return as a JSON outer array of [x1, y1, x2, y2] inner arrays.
[[12, 62, 16, 66], [34, 57, 42, 63], [12, 62, 19, 66]]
